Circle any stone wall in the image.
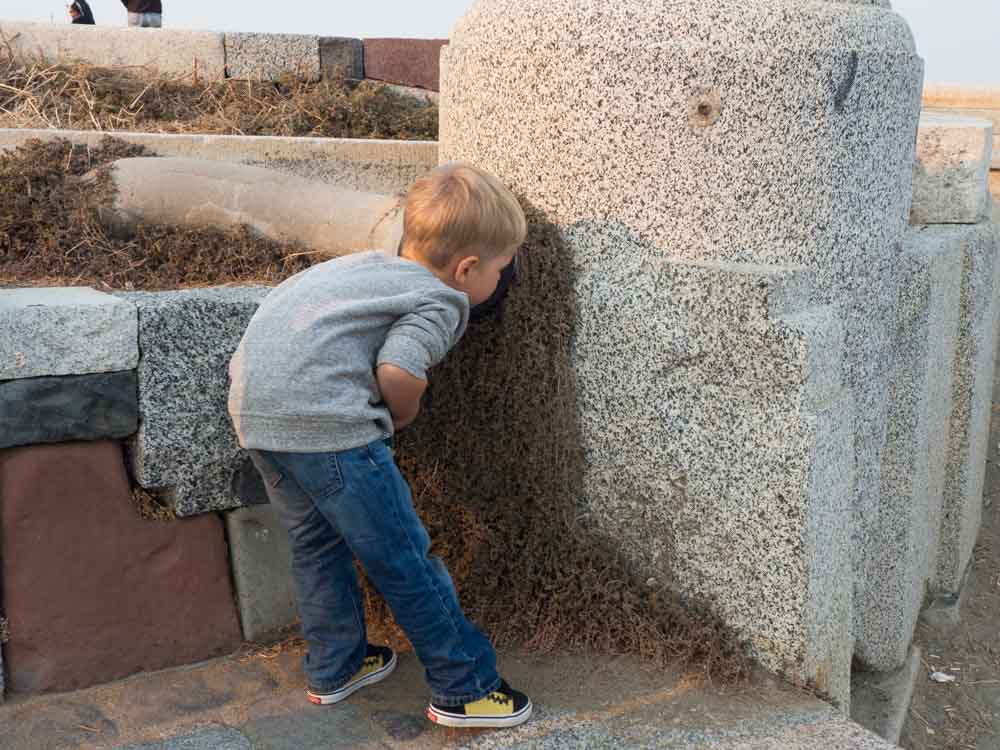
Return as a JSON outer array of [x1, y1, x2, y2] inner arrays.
[[0, 20, 446, 91]]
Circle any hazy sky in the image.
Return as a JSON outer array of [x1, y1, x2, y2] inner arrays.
[[3, 0, 997, 87]]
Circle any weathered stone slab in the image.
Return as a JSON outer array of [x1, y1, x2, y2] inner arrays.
[[568, 238, 855, 705], [363, 38, 448, 91], [854, 229, 962, 671], [0, 21, 226, 80], [912, 113, 993, 225], [0, 371, 138, 449], [0, 287, 138, 380], [0, 128, 437, 194], [319, 37, 364, 80], [225, 33, 320, 82], [105, 158, 404, 257], [937, 221, 1000, 593], [119, 288, 269, 517], [923, 85, 1000, 169], [0, 441, 242, 694], [442, 0, 922, 707], [225, 505, 297, 642]]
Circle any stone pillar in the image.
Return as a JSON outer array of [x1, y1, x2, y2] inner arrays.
[[440, 0, 923, 705]]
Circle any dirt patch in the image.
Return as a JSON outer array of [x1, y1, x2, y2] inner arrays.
[[0, 52, 437, 140], [0, 138, 319, 290], [901, 488, 1000, 748]]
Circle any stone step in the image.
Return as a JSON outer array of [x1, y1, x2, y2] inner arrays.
[[0, 646, 898, 750], [0, 128, 437, 194]]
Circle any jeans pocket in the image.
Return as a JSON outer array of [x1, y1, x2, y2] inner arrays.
[[288, 452, 345, 502]]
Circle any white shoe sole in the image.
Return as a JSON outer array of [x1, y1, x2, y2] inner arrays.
[[426, 700, 533, 728], [307, 652, 397, 705]]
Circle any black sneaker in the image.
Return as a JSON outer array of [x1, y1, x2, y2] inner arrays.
[[426, 679, 532, 728], [307, 644, 397, 705]]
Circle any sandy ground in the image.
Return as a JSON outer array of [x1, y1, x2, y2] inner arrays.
[[901, 436, 1000, 749]]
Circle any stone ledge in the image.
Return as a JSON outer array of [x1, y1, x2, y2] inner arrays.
[[0, 287, 138, 380], [320, 37, 364, 80], [0, 21, 226, 80], [363, 38, 448, 91], [0, 129, 437, 194], [0, 371, 138, 449], [912, 113, 993, 225], [224, 32, 320, 82]]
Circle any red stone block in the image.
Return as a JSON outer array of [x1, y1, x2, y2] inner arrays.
[[0, 441, 242, 694], [363, 38, 448, 91]]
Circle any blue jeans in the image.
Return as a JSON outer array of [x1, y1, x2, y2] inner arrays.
[[248, 440, 500, 706], [127, 12, 162, 27]]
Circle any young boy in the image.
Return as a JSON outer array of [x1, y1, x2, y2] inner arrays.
[[228, 163, 532, 729]]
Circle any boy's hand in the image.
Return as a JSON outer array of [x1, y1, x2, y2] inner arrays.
[[376, 364, 427, 431]]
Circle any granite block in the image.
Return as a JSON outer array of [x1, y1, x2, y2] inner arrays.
[[911, 113, 993, 225], [319, 37, 364, 80], [225, 505, 297, 642], [363, 38, 448, 91], [442, 0, 922, 703], [566, 225, 854, 705], [119, 287, 269, 517], [0, 21, 225, 80], [0, 441, 242, 694], [937, 221, 1000, 593], [854, 229, 963, 671], [224, 32, 320, 82], [0, 287, 138, 380], [0, 371, 138, 449]]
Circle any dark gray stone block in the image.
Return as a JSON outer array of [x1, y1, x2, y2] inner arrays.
[[224, 505, 297, 643], [319, 37, 363, 80], [0, 371, 138, 449]]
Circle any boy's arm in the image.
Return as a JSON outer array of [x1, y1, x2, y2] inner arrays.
[[376, 364, 427, 430], [376, 291, 468, 431]]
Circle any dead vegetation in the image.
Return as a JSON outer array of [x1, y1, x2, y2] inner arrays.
[[0, 50, 437, 139], [0, 137, 319, 290]]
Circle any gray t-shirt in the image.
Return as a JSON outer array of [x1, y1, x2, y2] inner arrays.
[[228, 251, 469, 452]]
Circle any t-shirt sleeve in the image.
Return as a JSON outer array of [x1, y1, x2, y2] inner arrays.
[[376, 291, 469, 380]]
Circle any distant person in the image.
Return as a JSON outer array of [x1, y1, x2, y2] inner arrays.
[[121, 0, 162, 28], [68, 0, 95, 24]]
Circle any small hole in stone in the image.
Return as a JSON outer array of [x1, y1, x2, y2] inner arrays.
[[688, 90, 722, 128]]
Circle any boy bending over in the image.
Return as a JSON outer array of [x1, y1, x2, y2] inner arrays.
[[228, 163, 531, 728]]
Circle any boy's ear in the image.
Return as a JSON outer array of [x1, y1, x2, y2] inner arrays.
[[453, 255, 480, 283]]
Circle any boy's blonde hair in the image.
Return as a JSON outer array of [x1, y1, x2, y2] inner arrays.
[[402, 162, 527, 268]]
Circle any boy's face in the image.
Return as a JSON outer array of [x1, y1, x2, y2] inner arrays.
[[453, 247, 519, 306]]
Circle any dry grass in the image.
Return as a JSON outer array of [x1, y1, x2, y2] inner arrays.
[[0, 49, 437, 139], [0, 137, 321, 290]]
